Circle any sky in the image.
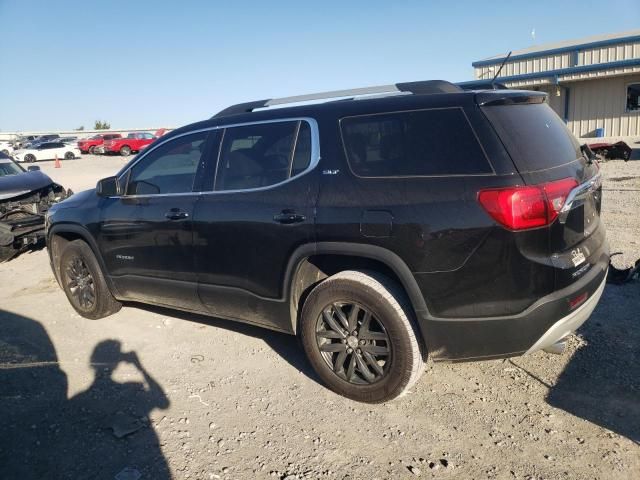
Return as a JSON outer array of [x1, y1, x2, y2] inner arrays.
[[1, 0, 639, 132]]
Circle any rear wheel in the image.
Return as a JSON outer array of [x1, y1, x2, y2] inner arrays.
[[59, 240, 122, 319], [64, 151, 75, 160], [300, 270, 425, 403], [88, 146, 95, 154], [120, 145, 131, 156], [24, 154, 36, 163]]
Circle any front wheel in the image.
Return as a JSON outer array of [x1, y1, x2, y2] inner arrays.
[[120, 145, 131, 156], [64, 151, 75, 160], [88, 146, 95, 154], [300, 270, 425, 403], [59, 240, 122, 319], [24, 154, 36, 163]]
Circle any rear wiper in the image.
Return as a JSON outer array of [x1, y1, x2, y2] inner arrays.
[[580, 144, 597, 165]]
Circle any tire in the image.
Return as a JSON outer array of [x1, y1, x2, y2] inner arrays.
[[59, 240, 122, 319], [1, 149, 8, 155], [64, 151, 75, 160], [120, 145, 131, 156], [300, 270, 425, 403], [88, 146, 95, 154], [24, 154, 36, 163]]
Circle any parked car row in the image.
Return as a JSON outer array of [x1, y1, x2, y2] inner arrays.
[[2, 129, 168, 163], [82, 129, 166, 156]]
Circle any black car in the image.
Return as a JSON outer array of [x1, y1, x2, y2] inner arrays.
[[0, 152, 71, 262], [46, 80, 608, 403]]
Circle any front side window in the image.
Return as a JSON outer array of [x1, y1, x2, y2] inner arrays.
[[627, 83, 640, 112], [214, 120, 312, 191], [341, 108, 492, 177], [125, 131, 208, 195]]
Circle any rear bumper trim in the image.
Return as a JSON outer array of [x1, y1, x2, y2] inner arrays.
[[525, 272, 606, 354]]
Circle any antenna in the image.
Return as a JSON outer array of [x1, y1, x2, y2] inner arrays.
[[491, 51, 512, 87]]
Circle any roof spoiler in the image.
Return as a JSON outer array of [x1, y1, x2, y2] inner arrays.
[[212, 80, 464, 118], [475, 90, 547, 106], [457, 80, 509, 91]]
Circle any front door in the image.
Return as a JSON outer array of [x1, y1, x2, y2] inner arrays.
[[97, 130, 212, 310], [193, 119, 320, 330]]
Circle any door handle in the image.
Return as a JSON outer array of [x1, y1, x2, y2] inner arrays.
[[164, 209, 189, 220], [273, 210, 306, 224]]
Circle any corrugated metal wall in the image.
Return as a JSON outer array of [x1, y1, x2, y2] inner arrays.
[[474, 39, 640, 80], [566, 74, 640, 137]]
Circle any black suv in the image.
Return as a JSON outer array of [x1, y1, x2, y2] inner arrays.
[[46, 80, 608, 403]]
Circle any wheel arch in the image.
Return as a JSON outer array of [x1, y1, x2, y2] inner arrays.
[[48, 224, 118, 296], [285, 242, 428, 335]]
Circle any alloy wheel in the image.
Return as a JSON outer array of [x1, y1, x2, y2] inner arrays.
[[65, 256, 96, 310], [315, 302, 392, 385]]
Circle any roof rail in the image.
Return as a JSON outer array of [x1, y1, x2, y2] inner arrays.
[[212, 80, 463, 118]]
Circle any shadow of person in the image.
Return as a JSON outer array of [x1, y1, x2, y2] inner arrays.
[[0, 320, 171, 479], [546, 285, 640, 443], [53, 340, 171, 479], [0, 309, 68, 477]]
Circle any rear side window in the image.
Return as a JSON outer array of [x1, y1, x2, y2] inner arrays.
[[482, 103, 581, 172], [214, 120, 312, 191], [341, 108, 492, 177]]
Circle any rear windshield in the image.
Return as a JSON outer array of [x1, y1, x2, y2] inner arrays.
[[341, 108, 492, 177], [482, 103, 581, 172]]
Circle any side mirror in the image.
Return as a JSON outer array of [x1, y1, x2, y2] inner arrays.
[[27, 165, 40, 171], [96, 176, 120, 197]]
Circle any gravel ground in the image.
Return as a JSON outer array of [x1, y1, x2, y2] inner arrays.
[[0, 154, 638, 480]]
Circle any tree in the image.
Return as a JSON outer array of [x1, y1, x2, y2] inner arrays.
[[94, 120, 111, 130], [75, 126, 85, 131]]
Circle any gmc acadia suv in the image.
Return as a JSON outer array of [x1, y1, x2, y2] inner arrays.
[[46, 80, 608, 403]]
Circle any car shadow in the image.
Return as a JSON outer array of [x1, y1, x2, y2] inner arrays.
[[128, 302, 321, 385], [0, 309, 172, 479], [546, 284, 640, 443]]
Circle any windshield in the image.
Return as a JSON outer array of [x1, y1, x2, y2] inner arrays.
[[0, 159, 25, 177], [482, 103, 581, 172]]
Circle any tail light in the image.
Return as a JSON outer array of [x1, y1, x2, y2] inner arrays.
[[478, 177, 578, 230]]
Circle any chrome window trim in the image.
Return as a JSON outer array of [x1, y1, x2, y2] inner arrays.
[[113, 117, 320, 199]]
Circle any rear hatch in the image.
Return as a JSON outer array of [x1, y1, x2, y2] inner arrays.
[[478, 92, 605, 290]]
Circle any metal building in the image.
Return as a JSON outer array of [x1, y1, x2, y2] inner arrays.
[[465, 30, 640, 139]]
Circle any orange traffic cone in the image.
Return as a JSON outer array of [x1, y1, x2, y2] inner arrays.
[[54, 154, 61, 168]]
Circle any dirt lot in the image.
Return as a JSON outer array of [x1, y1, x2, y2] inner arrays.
[[1, 154, 639, 480]]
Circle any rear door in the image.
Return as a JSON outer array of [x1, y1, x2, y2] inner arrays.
[[481, 100, 605, 288], [193, 118, 319, 330]]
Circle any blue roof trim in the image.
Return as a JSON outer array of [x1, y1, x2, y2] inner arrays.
[[463, 58, 640, 85], [472, 34, 640, 67]]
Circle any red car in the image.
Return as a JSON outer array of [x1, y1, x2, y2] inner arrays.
[[103, 130, 167, 156], [77, 133, 122, 154]]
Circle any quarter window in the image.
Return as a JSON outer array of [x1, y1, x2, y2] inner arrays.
[[626, 83, 640, 111], [341, 108, 492, 177], [126, 131, 208, 195], [214, 120, 312, 191]]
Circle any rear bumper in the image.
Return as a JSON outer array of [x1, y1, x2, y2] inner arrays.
[[419, 246, 609, 361], [525, 274, 605, 354]]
